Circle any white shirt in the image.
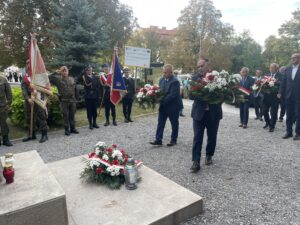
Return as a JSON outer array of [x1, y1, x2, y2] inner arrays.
[[292, 64, 299, 80]]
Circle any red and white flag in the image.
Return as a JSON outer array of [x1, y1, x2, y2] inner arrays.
[[29, 34, 52, 109]]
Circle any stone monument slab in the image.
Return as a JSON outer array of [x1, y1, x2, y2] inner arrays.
[[48, 155, 203, 225], [0, 151, 68, 225]]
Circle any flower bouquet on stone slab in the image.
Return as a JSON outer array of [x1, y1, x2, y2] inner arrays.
[[136, 84, 164, 109], [80, 142, 142, 190], [252, 76, 279, 95]]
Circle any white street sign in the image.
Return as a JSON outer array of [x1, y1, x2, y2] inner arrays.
[[124, 46, 151, 68]]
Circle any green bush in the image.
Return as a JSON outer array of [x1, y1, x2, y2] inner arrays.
[[8, 87, 63, 128]]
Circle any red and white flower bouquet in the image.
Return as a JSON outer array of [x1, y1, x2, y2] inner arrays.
[[136, 84, 164, 109], [252, 76, 279, 94], [80, 141, 142, 189]]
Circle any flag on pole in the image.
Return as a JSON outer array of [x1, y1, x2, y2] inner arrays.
[[29, 34, 52, 109], [110, 48, 127, 105]]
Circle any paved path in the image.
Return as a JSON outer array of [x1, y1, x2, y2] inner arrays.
[[0, 100, 299, 225]]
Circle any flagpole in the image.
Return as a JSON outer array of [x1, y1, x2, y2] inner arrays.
[[30, 102, 34, 139]]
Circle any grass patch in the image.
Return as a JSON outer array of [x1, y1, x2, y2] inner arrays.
[[8, 104, 157, 140]]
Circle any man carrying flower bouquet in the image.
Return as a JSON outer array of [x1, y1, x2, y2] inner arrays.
[[239, 67, 255, 129], [262, 63, 282, 132], [150, 64, 183, 146], [189, 58, 222, 173]]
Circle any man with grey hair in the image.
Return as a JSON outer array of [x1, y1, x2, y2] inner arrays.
[[279, 53, 300, 140], [239, 67, 255, 128], [150, 64, 183, 146], [262, 63, 282, 132]]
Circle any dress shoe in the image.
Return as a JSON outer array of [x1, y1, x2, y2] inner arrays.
[[269, 128, 274, 132], [282, 133, 293, 139], [167, 141, 177, 147], [104, 121, 110, 126], [128, 118, 134, 122], [70, 128, 79, 134], [263, 124, 269, 129], [180, 113, 185, 117], [243, 125, 247, 129], [254, 117, 259, 120], [149, 140, 162, 146], [205, 156, 213, 165], [39, 130, 48, 143], [93, 123, 99, 128], [89, 124, 93, 129], [65, 130, 70, 136], [239, 124, 243, 127], [190, 161, 200, 173], [259, 117, 263, 121], [278, 118, 283, 122], [113, 120, 117, 126], [293, 134, 300, 140], [124, 118, 129, 123], [2, 135, 13, 147]]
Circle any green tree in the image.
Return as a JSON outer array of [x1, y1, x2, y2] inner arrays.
[[279, 9, 300, 52], [231, 31, 262, 74], [50, 0, 109, 76], [127, 28, 171, 64], [167, 0, 233, 72], [0, 0, 56, 67]]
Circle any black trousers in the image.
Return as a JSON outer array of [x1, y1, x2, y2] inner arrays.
[[286, 99, 300, 135], [122, 98, 133, 119], [253, 97, 263, 118], [104, 100, 116, 121], [263, 96, 279, 129], [279, 98, 286, 119], [85, 98, 98, 124], [192, 111, 220, 162]]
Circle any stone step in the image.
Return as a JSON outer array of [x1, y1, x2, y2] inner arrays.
[[48, 155, 203, 225], [0, 151, 68, 225]]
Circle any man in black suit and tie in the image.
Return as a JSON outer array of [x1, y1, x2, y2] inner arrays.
[[150, 64, 183, 146], [279, 53, 300, 140], [189, 58, 223, 173], [262, 63, 282, 132], [239, 67, 255, 128]]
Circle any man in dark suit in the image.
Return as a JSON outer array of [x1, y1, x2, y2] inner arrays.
[[189, 58, 222, 173], [253, 69, 263, 121], [278, 66, 287, 122], [122, 67, 135, 123], [239, 67, 255, 128], [279, 53, 300, 140], [150, 64, 183, 146], [262, 63, 282, 132]]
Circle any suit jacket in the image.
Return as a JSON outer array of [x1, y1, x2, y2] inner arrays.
[[280, 66, 300, 102], [239, 75, 255, 100], [123, 77, 135, 99], [159, 75, 183, 114], [189, 73, 222, 121], [83, 74, 100, 100], [263, 72, 282, 103]]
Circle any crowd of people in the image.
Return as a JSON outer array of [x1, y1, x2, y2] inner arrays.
[[0, 53, 299, 175], [150, 53, 300, 173], [0, 61, 136, 146], [238, 53, 300, 141]]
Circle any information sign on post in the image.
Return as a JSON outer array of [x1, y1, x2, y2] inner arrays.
[[124, 46, 151, 68]]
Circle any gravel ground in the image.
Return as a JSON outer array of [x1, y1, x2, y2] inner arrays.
[[1, 101, 299, 225]]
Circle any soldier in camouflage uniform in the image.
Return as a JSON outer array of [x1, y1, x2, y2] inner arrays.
[[0, 76, 13, 146], [49, 66, 79, 135], [22, 60, 49, 143]]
